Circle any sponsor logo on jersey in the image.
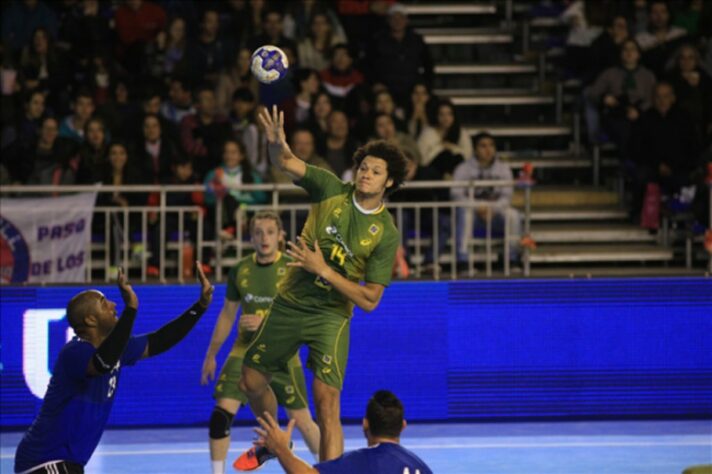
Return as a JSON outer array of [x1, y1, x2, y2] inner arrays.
[[243, 293, 274, 304], [325, 225, 354, 257], [333, 208, 342, 217]]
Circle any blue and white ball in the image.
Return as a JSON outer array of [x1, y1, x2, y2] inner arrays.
[[250, 45, 289, 84]]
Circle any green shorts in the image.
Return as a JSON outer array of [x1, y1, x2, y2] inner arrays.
[[213, 351, 309, 410], [243, 300, 350, 390]]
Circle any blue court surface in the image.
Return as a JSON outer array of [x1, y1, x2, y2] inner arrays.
[[2, 420, 710, 473]]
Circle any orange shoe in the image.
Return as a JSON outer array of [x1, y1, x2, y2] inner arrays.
[[233, 443, 292, 471]]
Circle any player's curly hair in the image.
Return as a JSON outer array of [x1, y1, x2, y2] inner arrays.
[[352, 140, 408, 196]]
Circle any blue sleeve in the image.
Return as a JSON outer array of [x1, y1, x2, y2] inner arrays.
[[120, 335, 148, 367], [58, 341, 95, 382], [315, 452, 364, 473]]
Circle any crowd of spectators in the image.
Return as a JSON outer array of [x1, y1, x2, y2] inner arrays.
[[564, 0, 712, 221]]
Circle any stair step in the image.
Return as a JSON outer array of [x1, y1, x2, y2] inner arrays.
[[512, 186, 619, 208], [405, 4, 496, 15], [464, 124, 571, 138], [529, 244, 674, 263], [451, 94, 555, 106], [531, 224, 656, 243], [420, 28, 513, 44], [435, 63, 536, 75], [528, 207, 628, 221]]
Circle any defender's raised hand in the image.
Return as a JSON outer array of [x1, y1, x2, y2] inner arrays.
[[196, 261, 214, 308], [117, 267, 138, 309]]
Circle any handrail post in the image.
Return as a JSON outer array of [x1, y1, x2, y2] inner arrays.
[[524, 186, 532, 276], [159, 189, 166, 282]]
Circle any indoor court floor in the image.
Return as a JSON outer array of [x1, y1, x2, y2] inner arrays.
[[2, 419, 710, 473]]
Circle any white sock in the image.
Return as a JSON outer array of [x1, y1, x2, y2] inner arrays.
[[212, 460, 225, 474]]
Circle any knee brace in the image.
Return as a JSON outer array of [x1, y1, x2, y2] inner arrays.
[[209, 406, 235, 439]]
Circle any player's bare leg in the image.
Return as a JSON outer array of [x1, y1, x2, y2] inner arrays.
[[209, 398, 241, 473], [313, 378, 343, 461], [240, 366, 278, 417], [287, 408, 321, 460]]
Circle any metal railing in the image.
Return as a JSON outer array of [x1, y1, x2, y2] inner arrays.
[[1, 179, 533, 282]]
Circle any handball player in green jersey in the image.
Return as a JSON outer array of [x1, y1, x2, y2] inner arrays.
[[235, 106, 407, 468]]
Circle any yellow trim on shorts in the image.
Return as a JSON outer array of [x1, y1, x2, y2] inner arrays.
[[332, 318, 349, 384], [241, 307, 272, 362], [290, 362, 309, 408]]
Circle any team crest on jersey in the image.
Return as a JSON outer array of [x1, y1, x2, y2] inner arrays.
[[322, 354, 333, 365], [369, 224, 380, 236], [277, 267, 286, 275], [257, 343, 267, 352]]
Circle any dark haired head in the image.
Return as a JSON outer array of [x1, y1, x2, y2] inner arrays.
[[232, 87, 255, 103], [365, 390, 404, 439], [472, 131, 495, 148], [292, 68, 318, 90], [329, 43, 352, 60], [429, 99, 461, 144], [172, 153, 193, 167], [222, 138, 254, 183], [352, 140, 408, 196]]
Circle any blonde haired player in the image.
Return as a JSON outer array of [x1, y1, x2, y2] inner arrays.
[[201, 211, 319, 474]]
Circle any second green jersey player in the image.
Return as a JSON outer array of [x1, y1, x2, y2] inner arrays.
[[201, 211, 320, 474], [235, 106, 408, 468]]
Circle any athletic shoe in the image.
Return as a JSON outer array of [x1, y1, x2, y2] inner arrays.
[[233, 442, 293, 471]]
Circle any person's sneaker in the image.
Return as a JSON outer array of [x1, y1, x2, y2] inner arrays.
[[233, 442, 293, 471]]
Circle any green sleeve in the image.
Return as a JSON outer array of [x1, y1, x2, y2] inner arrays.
[[295, 164, 348, 203], [364, 228, 399, 287], [225, 265, 241, 301]]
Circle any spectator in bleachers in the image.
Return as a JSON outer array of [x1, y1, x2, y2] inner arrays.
[[335, 0, 390, 61], [629, 81, 701, 217], [59, 89, 95, 143], [134, 113, 180, 183], [76, 117, 109, 184], [281, 68, 321, 134], [185, 9, 227, 85], [297, 9, 347, 71], [203, 138, 267, 237], [222, 0, 265, 51], [143, 16, 190, 80], [59, 0, 113, 68], [96, 79, 138, 141], [161, 77, 195, 125], [306, 90, 333, 147], [666, 43, 712, 138], [85, 52, 123, 108], [451, 132, 521, 268], [114, 0, 167, 74], [1, 89, 45, 147], [628, 0, 649, 35], [19, 27, 69, 111], [367, 2, 433, 107], [19, 116, 78, 185], [124, 88, 178, 145], [319, 43, 364, 102], [247, 8, 298, 66], [560, 0, 606, 78], [417, 99, 473, 179], [270, 128, 334, 192], [286, 0, 347, 43], [1, 0, 58, 53], [585, 38, 655, 153], [635, 0, 687, 77], [373, 89, 406, 132], [179, 86, 232, 179], [584, 14, 629, 84], [373, 112, 422, 165], [672, 0, 708, 37], [98, 141, 143, 208], [215, 47, 260, 117], [229, 87, 263, 177], [317, 109, 359, 179], [404, 81, 432, 141]]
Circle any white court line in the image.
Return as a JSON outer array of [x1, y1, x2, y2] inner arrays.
[[3, 440, 710, 459]]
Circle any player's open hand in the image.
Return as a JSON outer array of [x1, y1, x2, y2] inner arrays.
[[257, 105, 287, 146], [200, 355, 216, 385], [253, 411, 295, 456], [117, 267, 138, 309], [196, 261, 214, 308], [286, 238, 329, 277]]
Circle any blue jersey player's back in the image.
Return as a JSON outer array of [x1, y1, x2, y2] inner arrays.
[[314, 442, 433, 474], [14, 337, 146, 473]]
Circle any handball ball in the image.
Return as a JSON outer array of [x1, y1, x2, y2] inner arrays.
[[250, 45, 289, 84]]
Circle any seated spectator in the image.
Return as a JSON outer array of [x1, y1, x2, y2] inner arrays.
[[98, 141, 143, 208], [160, 76, 195, 125], [85, 52, 123, 108], [60, 0, 113, 68], [76, 117, 109, 184], [373, 89, 406, 132], [584, 14, 630, 85], [124, 88, 178, 144], [317, 109, 359, 179], [319, 43, 364, 106], [417, 99, 473, 178], [229, 87, 263, 176], [247, 8, 298, 66], [629, 81, 701, 218], [373, 113, 422, 165], [1, 0, 58, 53], [180, 86, 232, 179], [666, 43, 712, 138], [143, 16, 190, 80], [114, 0, 167, 74], [306, 90, 333, 146], [297, 10, 347, 71], [584, 39, 655, 155], [673, 0, 709, 36], [367, 3, 433, 107], [203, 139, 267, 237], [59, 89, 95, 143], [215, 47, 259, 117], [1, 89, 46, 147], [404, 81, 432, 141], [636, 0, 687, 77], [222, 0, 264, 50], [285, 0, 347, 42], [184, 9, 226, 85], [451, 132, 521, 267], [19, 27, 69, 108], [134, 113, 180, 183], [560, 0, 605, 78], [281, 68, 321, 134], [96, 80, 139, 141]]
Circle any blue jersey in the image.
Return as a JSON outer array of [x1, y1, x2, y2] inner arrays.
[[315, 442, 433, 474], [14, 336, 147, 473]]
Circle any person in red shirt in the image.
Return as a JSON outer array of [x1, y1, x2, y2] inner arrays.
[[114, 0, 166, 72]]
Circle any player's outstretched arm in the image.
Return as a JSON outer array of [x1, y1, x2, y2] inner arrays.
[[258, 105, 306, 180], [142, 262, 215, 358], [201, 299, 239, 385], [254, 412, 319, 474], [87, 268, 139, 376]]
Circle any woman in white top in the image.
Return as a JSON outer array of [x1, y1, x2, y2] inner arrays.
[[417, 99, 473, 177], [297, 10, 347, 71]]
